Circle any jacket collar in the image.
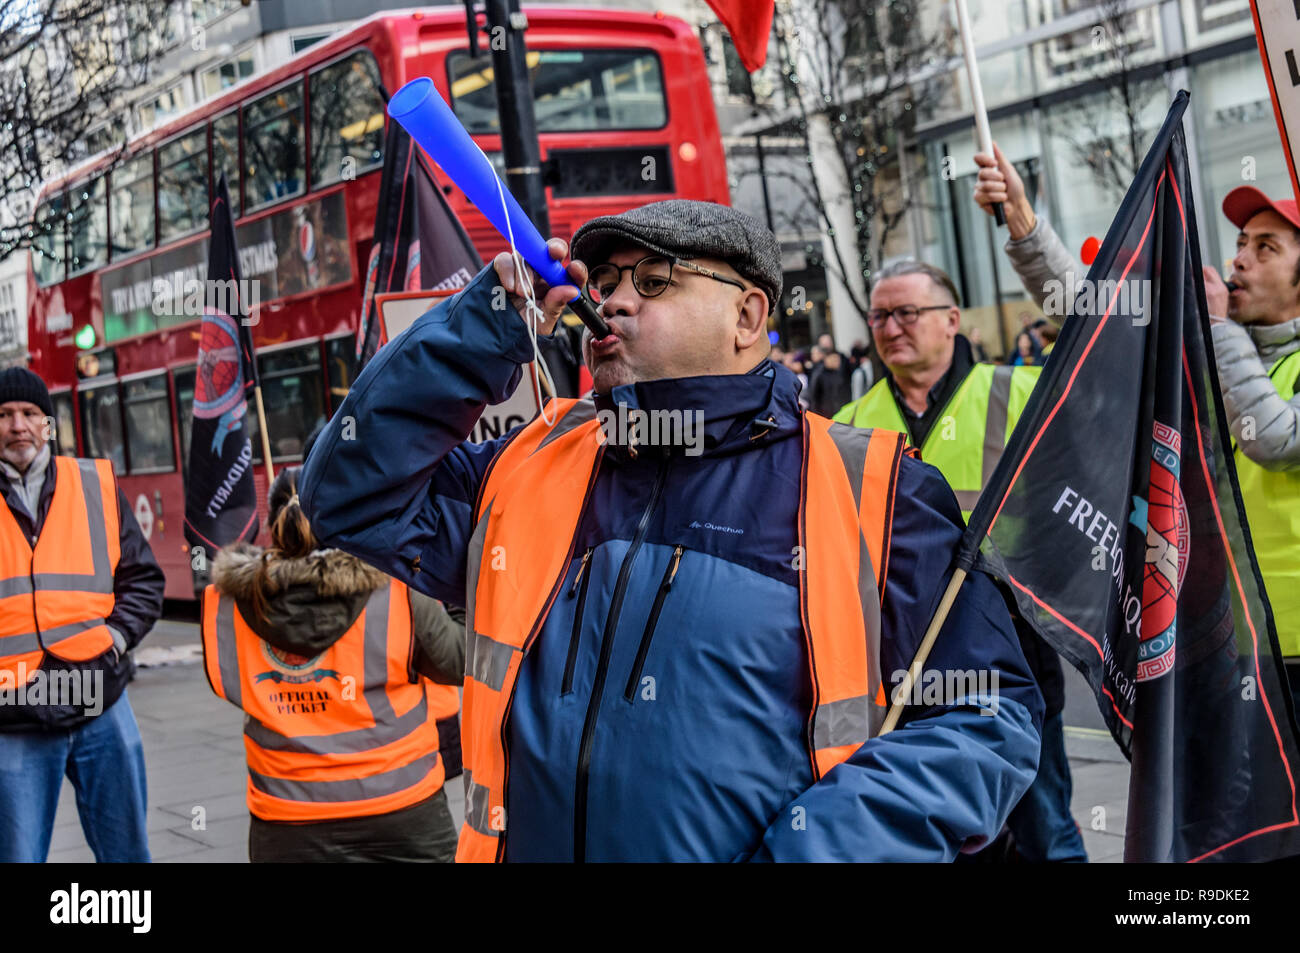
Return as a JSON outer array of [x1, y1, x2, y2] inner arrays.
[[0, 441, 50, 488], [591, 359, 803, 462], [1246, 315, 1300, 366]]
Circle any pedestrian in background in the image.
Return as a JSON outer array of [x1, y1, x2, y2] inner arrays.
[[0, 367, 165, 863], [202, 466, 465, 862], [834, 260, 1084, 863]]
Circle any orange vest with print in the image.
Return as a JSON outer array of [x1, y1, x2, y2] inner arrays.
[[456, 399, 908, 862], [201, 578, 457, 822], [0, 457, 120, 684]]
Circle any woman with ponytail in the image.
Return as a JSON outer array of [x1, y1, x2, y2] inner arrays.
[[201, 466, 464, 862]]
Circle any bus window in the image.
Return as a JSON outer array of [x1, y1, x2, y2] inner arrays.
[[310, 51, 385, 189], [159, 128, 209, 243], [212, 111, 241, 217], [32, 195, 65, 287], [78, 382, 126, 474], [244, 80, 304, 212], [123, 373, 175, 473], [174, 366, 195, 479], [110, 153, 155, 259], [52, 391, 77, 456], [245, 343, 325, 463], [68, 177, 107, 276], [448, 49, 667, 134], [324, 334, 357, 413]]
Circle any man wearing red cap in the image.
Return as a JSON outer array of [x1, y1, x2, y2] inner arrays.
[[1201, 188, 1300, 693]]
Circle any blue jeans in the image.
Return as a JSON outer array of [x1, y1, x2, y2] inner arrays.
[[0, 693, 150, 862], [1006, 710, 1088, 862]]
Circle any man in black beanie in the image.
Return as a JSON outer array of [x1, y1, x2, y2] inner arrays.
[[0, 366, 166, 862]]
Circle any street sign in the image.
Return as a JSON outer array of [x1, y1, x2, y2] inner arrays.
[[1250, 0, 1300, 207], [375, 290, 542, 444]]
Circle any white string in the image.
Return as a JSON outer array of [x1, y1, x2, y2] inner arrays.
[[485, 150, 558, 427]]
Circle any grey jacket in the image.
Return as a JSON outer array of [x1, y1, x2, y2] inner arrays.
[[1001, 216, 1081, 326], [1002, 216, 1300, 470]]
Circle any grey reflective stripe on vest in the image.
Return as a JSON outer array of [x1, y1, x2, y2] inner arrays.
[[360, 586, 396, 723], [0, 577, 33, 599], [245, 696, 431, 755], [821, 423, 887, 742], [954, 366, 1014, 513], [463, 770, 496, 837], [248, 751, 439, 804], [0, 630, 40, 656], [240, 586, 434, 758], [535, 398, 597, 454], [214, 596, 243, 709], [813, 693, 874, 750], [467, 630, 516, 692]]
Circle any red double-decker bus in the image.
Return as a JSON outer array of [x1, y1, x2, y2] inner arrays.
[[26, 7, 728, 600]]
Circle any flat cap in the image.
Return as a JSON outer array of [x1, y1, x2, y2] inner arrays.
[[571, 199, 782, 313]]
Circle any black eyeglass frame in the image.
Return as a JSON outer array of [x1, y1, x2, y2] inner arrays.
[[865, 304, 953, 328], [586, 253, 747, 302]]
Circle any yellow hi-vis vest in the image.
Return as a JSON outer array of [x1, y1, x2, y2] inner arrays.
[[833, 364, 1041, 519], [0, 457, 120, 684], [1234, 350, 1300, 657]]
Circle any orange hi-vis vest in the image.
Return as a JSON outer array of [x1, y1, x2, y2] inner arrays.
[[0, 457, 120, 684], [456, 399, 908, 862], [201, 578, 455, 822]]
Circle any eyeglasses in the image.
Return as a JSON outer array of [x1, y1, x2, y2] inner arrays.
[[865, 304, 952, 328], [586, 254, 747, 304]]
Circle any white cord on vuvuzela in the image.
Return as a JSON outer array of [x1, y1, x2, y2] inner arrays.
[[486, 151, 558, 427]]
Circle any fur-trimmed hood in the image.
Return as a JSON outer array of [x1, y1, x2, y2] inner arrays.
[[212, 543, 390, 655]]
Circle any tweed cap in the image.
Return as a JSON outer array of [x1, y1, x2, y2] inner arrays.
[[571, 200, 782, 313]]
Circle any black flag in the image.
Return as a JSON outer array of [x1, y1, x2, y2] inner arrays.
[[355, 119, 481, 368], [183, 173, 259, 556], [959, 91, 1300, 862]]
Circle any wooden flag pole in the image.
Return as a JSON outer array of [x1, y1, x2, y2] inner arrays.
[[252, 383, 275, 485], [878, 567, 968, 735], [954, 0, 1004, 227]]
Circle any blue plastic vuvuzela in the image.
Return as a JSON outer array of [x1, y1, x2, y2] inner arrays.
[[387, 77, 611, 339]]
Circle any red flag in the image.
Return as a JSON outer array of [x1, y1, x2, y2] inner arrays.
[[705, 0, 775, 73]]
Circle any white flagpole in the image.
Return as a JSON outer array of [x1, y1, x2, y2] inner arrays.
[[954, 0, 1005, 227]]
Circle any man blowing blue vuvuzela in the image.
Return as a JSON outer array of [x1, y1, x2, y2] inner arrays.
[[299, 200, 1045, 862]]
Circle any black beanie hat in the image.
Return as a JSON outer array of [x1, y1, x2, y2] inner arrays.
[[0, 367, 54, 418]]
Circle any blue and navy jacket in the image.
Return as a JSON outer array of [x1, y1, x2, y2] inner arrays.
[[299, 267, 1044, 861]]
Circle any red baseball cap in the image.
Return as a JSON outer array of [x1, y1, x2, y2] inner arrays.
[[1222, 186, 1300, 231]]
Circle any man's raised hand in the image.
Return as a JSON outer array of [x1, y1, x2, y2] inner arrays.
[[492, 238, 588, 336]]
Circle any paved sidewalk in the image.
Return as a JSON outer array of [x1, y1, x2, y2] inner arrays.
[[48, 618, 1125, 862]]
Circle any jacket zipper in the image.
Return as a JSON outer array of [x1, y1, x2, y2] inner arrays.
[[573, 454, 671, 862], [623, 544, 683, 702], [561, 547, 594, 695]]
